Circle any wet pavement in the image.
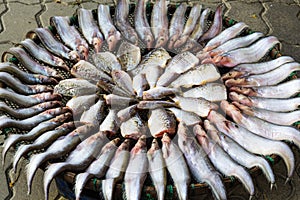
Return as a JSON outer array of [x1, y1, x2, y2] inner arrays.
[[0, 0, 299, 199]]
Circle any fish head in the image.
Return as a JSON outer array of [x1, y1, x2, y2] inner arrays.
[[232, 101, 254, 116], [229, 86, 255, 96], [145, 34, 154, 50], [107, 31, 121, 51], [155, 35, 168, 49], [161, 133, 171, 146], [167, 34, 179, 49], [203, 120, 221, 143], [117, 139, 131, 152], [77, 45, 89, 60], [220, 100, 241, 120], [221, 71, 245, 81], [193, 124, 209, 148], [207, 110, 226, 125], [53, 57, 69, 71], [150, 138, 160, 151], [228, 92, 253, 106], [131, 135, 147, 155], [69, 50, 80, 61], [100, 138, 120, 154], [92, 37, 103, 53]]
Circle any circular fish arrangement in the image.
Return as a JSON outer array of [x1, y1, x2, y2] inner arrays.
[[0, 1, 299, 200]]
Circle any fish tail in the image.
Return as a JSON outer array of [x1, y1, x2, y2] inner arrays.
[[254, 157, 275, 186], [231, 169, 254, 196], [273, 142, 295, 179], [2, 134, 23, 166], [75, 172, 93, 200], [204, 174, 227, 200], [174, 182, 188, 200], [13, 144, 32, 173]]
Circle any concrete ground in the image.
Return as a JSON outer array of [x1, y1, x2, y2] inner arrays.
[[0, 0, 299, 199]]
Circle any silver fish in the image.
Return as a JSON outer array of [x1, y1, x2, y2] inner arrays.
[[225, 62, 300, 87], [43, 131, 108, 200], [166, 107, 202, 126], [221, 100, 300, 149], [204, 120, 275, 188], [168, 3, 187, 49], [229, 91, 300, 112], [77, 8, 104, 53], [74, 138, 120, 200], [137, 100, 177, 109], [148, 108, 176, 138], [233, 101, 300, 126], [98, 4, 121, 51], [161, 133, 191, 200], [173, 4, 202, 48], [114, 0, 139, 45], [124, 135, 148, 200], [111, 69, 135, 96], [66, 94, 98, 116], [133, 73, 148, 98], [229, 79, 300, 99], [80, 100, 105, 126], [182, 83, 227, 102], [143, 87, 180, 100], [157, 51, 199, 87], [50, 16, 89, 60], [19, 38, 69, 71], [104, 94, 136, 108], [2, 113, 71, 166], [147, 139, 166, 200], [172, 96, 218, 117], [117, 104, 138, 122], [120, 114, 146, 139], [195, 123, 254, 197], [170, 63, 220, 88], [26, 28, 79, 61], [26, 123, 96, 194], [102, 139, 130, 200], [117, 41, 141, 71], [71, 60, 112, 82], [0, 107, 69, 130], [222, 56, 294, 80], [99, 109, 120, 136], [0, 72, 53, 95], [54, 78, 98, 97], [92, 51, 122, 74], [208, 110, 295, 180], [134, 0, 154, 49], [151, 0, 169, 48]]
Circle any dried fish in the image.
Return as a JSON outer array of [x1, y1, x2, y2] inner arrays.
[[104, 94, 136, 108], [111, 69, 135, 96], [133, 73, 148, 98], [117, 41, 141, 71], [120, 114, 146, 139], [117, 104, 138, 122], [66, 94, 98, 116], [92, 52, 122, 74], [97, 78, 129, 97], [99, 109, 120, 136], [143, 87, 180, 100], [143, 64, 164, 89], [137, 100, 176, 110], [80, 100, 105, 126], [166, 107, 202, 126]]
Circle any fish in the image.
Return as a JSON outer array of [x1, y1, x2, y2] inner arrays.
[[208, 36, 280, 67], [222, 56, 294, 80], [157, 51, 199, 87], [132, 73, 148, 98], [66, 94, 98, 117], [74, 138, 120, 200], [166, 107, 202, 126], [151, 0, 169, 48], [2, 47, 62, 78], [169, 63, 220, 88], [204, 119, 275, 188], [182, 83, 227, 102], [124, 135, 148, 200], [0, 89, 61, 107], [207, 110, 295, 180], [225, 62, 300, 87], [143, 65, 164, 89], [0, 107, 69, 130], [80, 100, 105, 126], [120, 114, 146, 139], [26, 28, 79, 61], [229, 79, 300, 99], [92, 52, 122, 74], [233, 101, 300, 126], [117, 105, 138, 122], [137, 100, 177, 109], [43, 131, 108, 200], [129, 47, 171, 76], [114, 0, 139, 45], [161, 133, 191, 200], [221, 100, 300, 149], [0, 100, 61, 119], [26, 123, 96, 194], [194, 123, 254, 197], [0, 72, 53, 95], [143, 87, 180, 100], [50, 16, 89, 60], [19, 39, 69, 71], [71, 60, 112, 83], [54, 78, 98, 97], [181, 8, 211, 52], [99, 109, 120, 136], [147, 139, 166, 200], [172, 96, 218, 117], [2, 113, 71, 166], [102, 139, 130, 200], [12, 121, 77, 172], [77, 8, 104, 53], [97, 78, 130, 97], [104, 94, 136, 108], [173, 4, 202, 48], [111, 69, 135, 96], [167, 3, 187, 49], [134, 0, 154, 49], [148, 108, 176, 138], [97, 4, 121, 51], [0, 62, 58, 85], [229, 91, 300, 112], [198, 5, 223, 43], [117, 41, 141, 71]]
